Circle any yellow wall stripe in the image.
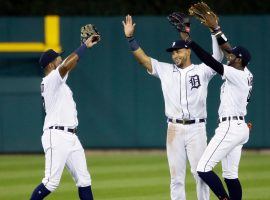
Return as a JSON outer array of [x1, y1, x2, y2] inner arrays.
[[0, 15, 61, 52]]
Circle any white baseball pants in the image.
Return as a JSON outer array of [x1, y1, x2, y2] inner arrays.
[[41, 129, 91, 192], [197, 120, 249, 179], [166, 122, 209, 200]]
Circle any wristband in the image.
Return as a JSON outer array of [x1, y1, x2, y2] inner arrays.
[[75, 43, 87, 59], [211, 26, 221, 34], [216, 33, 228, 45], [127, 36, 140, 51]]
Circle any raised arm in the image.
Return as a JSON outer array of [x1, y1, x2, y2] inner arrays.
[[122, 15, 152, 73], [181, 32, 224, 75], [59, 35, 100, 78], [189, 2, 232, 59], [190, 40, 224, 75]]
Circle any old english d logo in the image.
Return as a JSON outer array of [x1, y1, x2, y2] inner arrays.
[[189, 75, 201, 90]]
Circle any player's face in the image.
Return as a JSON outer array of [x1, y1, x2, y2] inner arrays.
[[52, 56, 63, 69], [171, 48, 190, 67], [226, 53, 237, 66]]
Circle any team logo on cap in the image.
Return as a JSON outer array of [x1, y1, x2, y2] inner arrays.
[[172, 42, 176, 47]]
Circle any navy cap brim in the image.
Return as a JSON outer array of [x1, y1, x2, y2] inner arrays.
[[39, 49, 64, 69], [166, 46, 189, 52], [166, 47, 180, 52]]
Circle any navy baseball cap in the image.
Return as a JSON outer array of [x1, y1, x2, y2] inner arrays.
[[39, 49, 62, 69], [230, 46, 251, 66], [166, 40, 189, 52]]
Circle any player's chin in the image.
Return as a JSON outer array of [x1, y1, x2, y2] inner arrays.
[[227, 61, 232, 66], [173, 59, 182, 66]]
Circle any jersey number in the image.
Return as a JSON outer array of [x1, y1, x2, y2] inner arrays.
[[41, 84, 46, 114], [247, 76, 253, 103]]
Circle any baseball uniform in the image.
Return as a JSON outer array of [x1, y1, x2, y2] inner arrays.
[[40, 63, 91, 192], [148, 35, 223, 200], [187, 40, 253, 199], [197, 66, 253, 178]]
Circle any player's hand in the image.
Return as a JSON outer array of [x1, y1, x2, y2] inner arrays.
[[122, 14, 136, 38], [189, 2, 219, 32], [203, 13, 219, 31], [180, 32, 191, 42], [84, 34, 100, 48]]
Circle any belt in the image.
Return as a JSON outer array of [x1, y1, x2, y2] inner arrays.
[[219, 116, 244, 123], [168, 118, 205, 125], [49, 126, 77, 134]]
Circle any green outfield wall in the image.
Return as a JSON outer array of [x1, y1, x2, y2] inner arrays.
[[0, 16, 269, 152]]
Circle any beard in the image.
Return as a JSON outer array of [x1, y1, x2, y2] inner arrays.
[[174, 57, 186, 67], [227, 58, 236, 66]]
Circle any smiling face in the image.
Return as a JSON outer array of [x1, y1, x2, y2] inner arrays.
[[44, 56, 63, 76], [51, 56, 63, 69], [171, 48, 191, 67], [226, 53, 243, 68], [226, 53, 237, 66]]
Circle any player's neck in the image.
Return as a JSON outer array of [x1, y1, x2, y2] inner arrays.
[[44, 68, 54, 76], [231, 64, 244, 71], [178, 60, 192, 69]]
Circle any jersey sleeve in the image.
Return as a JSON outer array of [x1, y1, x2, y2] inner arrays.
[[198, 63, 216, 81], [222, 65, 242, 84], [211, 35, 224, 62], [148, 58, 172, 78], [43, 64, 68, 92], [199, 35, 222, 79]]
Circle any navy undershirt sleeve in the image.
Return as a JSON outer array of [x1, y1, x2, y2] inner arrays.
[[189, 41, 224, 75]]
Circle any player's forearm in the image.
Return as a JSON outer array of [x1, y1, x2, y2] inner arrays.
[[126, 37, 152, 72], [211, 35, 224, 62], [188, 40, 224, 75], [212, 29, 233, 57], [59, 44, 87, 77], [59, 53, 79, 77]]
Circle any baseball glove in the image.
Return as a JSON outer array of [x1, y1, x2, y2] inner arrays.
[[167, 12, 191, 33], [189, 2, 219, 30], [80, 24, 100, 44]]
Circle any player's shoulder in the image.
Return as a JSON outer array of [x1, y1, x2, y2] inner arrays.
[[244, 67, 253, 77], [42, 69, 59, 84], [151, 57, 172, 67], [192, 63, 211, 73], [150, 57, 174, 72], [192, 63, 204, 69]]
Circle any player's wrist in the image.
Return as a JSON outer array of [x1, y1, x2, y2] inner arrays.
[[74, 43, 87, 59], [211, 26, 221, 34], [125, 34, 134, 38], [126, 36, 140, 51], [214, 31, 228, 46]]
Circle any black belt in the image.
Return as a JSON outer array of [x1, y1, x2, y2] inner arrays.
[[168, 118, 205, 125], [49, 126, 77, 134], [219, 116, 244, 123]]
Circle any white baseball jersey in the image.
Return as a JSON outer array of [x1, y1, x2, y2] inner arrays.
[[149, 35, 222, 120], [149, 36, 223, 200], [197, 66, 253, 179], [41, 65, 78, 130], [218, 65, 253, 117], [149, 59, 216, 119], [40, 64, 91, 192]]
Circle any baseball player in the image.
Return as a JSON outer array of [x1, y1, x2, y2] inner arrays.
[[122, 14, 224, 200], [181, 32, 253, 200], [29, 34, 100, 200]]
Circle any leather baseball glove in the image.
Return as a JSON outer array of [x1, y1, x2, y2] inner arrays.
[[189, 2, 219, 30], [167, 12, 191, 33], [80, 24, 100, 44]]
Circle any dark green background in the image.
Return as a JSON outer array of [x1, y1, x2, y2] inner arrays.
[[0, 16, 268, 152]]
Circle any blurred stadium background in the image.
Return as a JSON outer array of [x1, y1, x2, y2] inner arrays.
[[0, 0, 270, 199]]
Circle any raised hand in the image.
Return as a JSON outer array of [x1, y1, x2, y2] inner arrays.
[[84, 34, 100, 48], [122, 14, 136, 38]]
